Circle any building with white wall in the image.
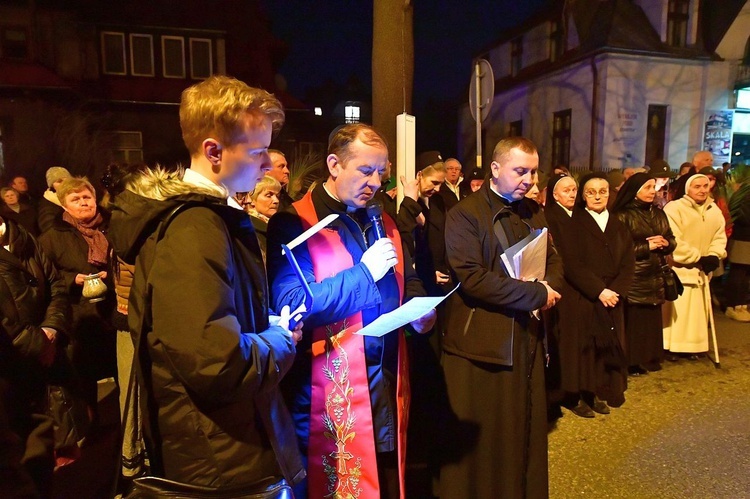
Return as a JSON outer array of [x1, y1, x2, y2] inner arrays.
[[460, 0, 750, 172]]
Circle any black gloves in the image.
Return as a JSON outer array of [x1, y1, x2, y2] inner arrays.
[[698, 255, 720, 273]]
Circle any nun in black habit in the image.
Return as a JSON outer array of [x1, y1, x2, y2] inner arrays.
[[557, 172, 635, 413], [612, 173, 676, 374]]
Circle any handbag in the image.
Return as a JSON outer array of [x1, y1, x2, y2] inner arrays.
[[47, 384, 90, 451], [660, 257, 683, 301], [126, 476, 293, 499]]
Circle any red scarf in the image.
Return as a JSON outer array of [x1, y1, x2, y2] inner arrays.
[[63, 211, 109, 267]]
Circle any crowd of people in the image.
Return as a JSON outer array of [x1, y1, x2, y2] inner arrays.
[[1, 74, 749, 499]]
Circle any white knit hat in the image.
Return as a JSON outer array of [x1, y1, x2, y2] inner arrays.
[[45, 166, 71, 189]]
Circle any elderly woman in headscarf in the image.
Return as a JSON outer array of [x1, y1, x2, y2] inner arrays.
[[662, 173, 727, 361], [612, 173, 676, 375], [556, 173, 634, 416], [543, 173, 581, 415], [39, 176, 115, 424]]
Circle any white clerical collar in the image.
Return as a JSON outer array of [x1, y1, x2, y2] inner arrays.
[[183, 168, 242, 210], [586, 207, 609, 232], [490, 184, 515, 204]]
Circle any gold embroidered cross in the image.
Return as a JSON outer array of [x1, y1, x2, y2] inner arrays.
[[331, 440, 353, 474]]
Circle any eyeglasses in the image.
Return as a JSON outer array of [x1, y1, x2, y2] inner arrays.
[[446, 167, 461, 172], [583, 188, 609, 198]]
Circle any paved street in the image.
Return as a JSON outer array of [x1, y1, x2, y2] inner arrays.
[[549, 310, 750, 498], [50, 308, 748, 498]]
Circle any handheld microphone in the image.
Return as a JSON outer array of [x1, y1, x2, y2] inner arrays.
[[365, 199, 387, 240]]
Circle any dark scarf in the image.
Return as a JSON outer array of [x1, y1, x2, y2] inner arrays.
[[63, 211, 109, 267]]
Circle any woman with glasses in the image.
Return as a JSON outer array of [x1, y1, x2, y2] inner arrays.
[[557, 173, 635, 416], [612, 173, 676, 375]]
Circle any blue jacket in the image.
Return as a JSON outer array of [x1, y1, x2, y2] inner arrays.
[[267, 185, 426, 455]]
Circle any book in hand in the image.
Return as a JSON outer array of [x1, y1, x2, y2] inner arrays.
[[500, 228, 548, 318]]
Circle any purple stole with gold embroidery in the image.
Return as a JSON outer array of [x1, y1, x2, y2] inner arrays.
[[293, 191, 409, 499]]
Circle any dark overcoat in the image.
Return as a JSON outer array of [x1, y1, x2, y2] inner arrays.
[[557, 208, 635, 405], [440, 183, 563, 499]]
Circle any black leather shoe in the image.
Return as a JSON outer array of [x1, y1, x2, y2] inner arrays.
[[687, 354, 701, 361], [628, 365, 649, 376], [665, 353, 680, 362], [591, 397, 610, 415], [569, 400, 595, 418], [643, 361, 662, 372]]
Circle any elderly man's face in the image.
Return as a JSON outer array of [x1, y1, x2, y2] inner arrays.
[[267, 152, 290, 187], [693, 152, 713, 168], [11, 177, 28, 193], [444, 159, 462, 185], [490, 148, 539, 200], [328, 136, 388, 209]]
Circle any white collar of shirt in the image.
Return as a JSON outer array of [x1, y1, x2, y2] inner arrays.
[[183, 168, 242, 210], [445, 180, 461, 197], [586, 207, 609, 232]]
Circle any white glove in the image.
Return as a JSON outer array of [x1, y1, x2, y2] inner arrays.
[[361, 238, 398, 282]]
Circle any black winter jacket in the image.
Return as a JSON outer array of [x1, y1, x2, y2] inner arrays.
[[0, 219, 69, 377], [443, 183, 564, 366], [108, 171, 304, 489], [615, 200, 676, 305]]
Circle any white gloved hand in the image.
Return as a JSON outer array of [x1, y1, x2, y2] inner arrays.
[[361, 238, 398, 282]]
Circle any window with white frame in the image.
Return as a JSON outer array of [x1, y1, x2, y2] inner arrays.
[[130, 34, 154, 77], [345, 104, 360, 124], [162, 36, 185, 78], [101, 32, 126, 75], [190, 38, 212, 79]]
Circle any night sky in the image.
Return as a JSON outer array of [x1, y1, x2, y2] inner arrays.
[[262, 0, 550, 156]]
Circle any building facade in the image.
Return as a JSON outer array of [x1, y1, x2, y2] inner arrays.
[[460, 0, 750, 172]]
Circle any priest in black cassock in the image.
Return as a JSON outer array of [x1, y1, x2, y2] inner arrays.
[[440, 137, 563, 498]]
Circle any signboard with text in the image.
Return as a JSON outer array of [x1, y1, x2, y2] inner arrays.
[[702, 110, 734, 165]]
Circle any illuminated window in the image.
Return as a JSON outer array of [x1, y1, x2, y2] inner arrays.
[[101, 32, 126, 75], [162, 36, 185, 78], [189, 38, 212, 80], [314, 107, 323, 116], [345, 105, 360, 123], [130, 34, 154, 77]]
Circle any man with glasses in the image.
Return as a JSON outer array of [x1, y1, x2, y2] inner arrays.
[[440, 137, 563, 498], [439, 157, 464, 210]]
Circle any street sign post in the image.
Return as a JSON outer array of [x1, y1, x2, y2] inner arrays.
[[469, 58, 494, 168]]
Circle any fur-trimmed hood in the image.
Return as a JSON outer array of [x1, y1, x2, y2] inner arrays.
[[108, 167, 227, 264]]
